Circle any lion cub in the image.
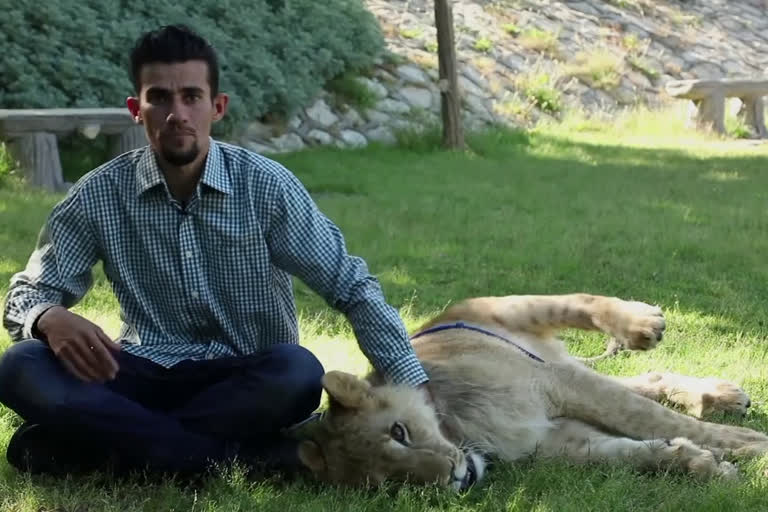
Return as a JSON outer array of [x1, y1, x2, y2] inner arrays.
[[295, 294, 766, 491]]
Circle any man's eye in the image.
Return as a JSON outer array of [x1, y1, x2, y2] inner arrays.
[[390, 422, 410, 445]]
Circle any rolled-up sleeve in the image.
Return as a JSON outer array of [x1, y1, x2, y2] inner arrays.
[[3, 189, 98, 341], [263, 166, 429, 386]]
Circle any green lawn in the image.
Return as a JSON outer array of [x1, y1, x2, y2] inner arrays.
[[2, 109, 768, 510]]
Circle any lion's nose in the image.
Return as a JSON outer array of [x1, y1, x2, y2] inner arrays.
[[746, 399, 752, 408]]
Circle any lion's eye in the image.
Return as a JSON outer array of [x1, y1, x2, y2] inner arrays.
[[390, 422, 410, 445]]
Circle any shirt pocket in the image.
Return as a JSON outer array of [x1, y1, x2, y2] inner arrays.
[[203, 222, 272, 299]]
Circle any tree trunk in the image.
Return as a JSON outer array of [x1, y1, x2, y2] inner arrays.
[[434, 0, 465, 150], [10, 132, 65, 191], [109, 125, 148, 158]]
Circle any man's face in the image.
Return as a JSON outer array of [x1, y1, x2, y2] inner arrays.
[[127, 60, 228, 167]]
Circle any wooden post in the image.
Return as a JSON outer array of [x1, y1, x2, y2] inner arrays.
[[109, 125, 148, 158], [9, 132, 66, 191], [434, 0, 465, 150], [738, 96, 767, 138]]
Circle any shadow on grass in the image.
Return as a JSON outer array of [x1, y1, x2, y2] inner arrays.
[[2, 129, 768, 338]]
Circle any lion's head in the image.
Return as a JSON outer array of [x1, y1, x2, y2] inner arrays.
[[296, 371, 484, 491]]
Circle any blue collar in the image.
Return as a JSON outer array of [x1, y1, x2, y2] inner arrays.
[[410, 321, 545, 363]]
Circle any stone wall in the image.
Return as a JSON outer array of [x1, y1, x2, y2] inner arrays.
[[235, 0, 768, 153]]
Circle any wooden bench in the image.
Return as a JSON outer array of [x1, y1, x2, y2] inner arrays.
[[0, 108, 147, 191], [664, 79, 768, 138]]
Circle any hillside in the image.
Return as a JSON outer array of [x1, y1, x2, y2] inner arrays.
[[241, 0, 768, 152]]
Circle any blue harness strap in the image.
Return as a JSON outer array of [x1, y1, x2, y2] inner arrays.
[[410, 321, 545, 363]]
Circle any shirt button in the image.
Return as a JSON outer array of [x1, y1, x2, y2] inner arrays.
[[185, 250, 193, 258], [191, 291, 199, 299]]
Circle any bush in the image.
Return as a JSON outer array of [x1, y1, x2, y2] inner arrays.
[[0, 0, 385, 136]]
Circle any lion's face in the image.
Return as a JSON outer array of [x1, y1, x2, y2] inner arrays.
[[298, 371, 483, 491]]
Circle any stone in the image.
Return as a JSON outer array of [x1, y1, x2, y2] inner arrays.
[[305, 99, 339, 128], [688, 61, 724, 79], [356, 77, 389, 99], [366, 126, 397, 145], [341, 108, 364, 127], [458, 76, 486, 97], [396, 65, 430, 85], [270, 133, 305, 152], [461, 65, 490, 91], [400, 86, 433, 109], [500, 53, 526, 73], [338, 130, 368, 148], [364, 109, 392, 124], [376, 98, 411, 114], [464, 94, 494, 121], [244, 141, 276, 155], [307, 129, 333, 146], [288, 115, 302, 130], [568, 2, 601, 16], [245, 121, 274, 140]]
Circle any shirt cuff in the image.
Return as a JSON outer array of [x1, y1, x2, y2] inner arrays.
[[22, 302, 61, 341], [380, 353, 429, 386]]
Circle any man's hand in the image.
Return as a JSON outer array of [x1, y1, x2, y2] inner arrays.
[[36, 306, 121, 383]]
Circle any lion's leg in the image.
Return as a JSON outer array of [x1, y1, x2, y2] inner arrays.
[[611, 372, 752, 418], [537, 418, 737, 480], [424, 294, 665, 351], [549, 363, 768, 455]]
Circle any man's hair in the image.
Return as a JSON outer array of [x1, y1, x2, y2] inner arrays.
[[129, 24, 220, 97]]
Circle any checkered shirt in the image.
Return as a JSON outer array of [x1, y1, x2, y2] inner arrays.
[[2, 139, 428, 386]]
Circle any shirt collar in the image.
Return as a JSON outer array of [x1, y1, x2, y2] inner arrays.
[[135, 138, 232, 196]]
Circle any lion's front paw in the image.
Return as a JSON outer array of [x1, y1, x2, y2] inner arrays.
[[666, 438, 737, 480], [609, 300, 666, 351]]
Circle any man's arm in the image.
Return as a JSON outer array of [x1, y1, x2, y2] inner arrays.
[[3, 189, 120, 381], [262, 165, 429, 386]]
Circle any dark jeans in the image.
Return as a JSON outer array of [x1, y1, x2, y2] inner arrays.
[[0, 339, 324, 473]]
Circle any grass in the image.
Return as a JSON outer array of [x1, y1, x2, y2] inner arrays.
[[3, 106, 768, 510], [517, 28, 560, 58], [563, 50, 623, 90], [515, 70, 563, 115]]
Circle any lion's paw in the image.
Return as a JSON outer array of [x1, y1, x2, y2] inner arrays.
[[666, 438, 737, 480], [608, 300, 666, 351]]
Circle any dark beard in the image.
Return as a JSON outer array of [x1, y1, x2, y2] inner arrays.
[[161, 142, 200, 166]]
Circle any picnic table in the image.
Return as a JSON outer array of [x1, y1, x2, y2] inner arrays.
[[665, 78, 768, 138], [0, 108, 147, 191]]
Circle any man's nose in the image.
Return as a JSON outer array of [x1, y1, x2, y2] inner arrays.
[[166, 98, 188, 124]]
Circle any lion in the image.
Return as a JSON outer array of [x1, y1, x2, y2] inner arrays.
[[293, 293, 768, 491]]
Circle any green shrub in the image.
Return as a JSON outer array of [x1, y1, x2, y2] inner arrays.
[[0, 142, 17, 186], [326, 73, 377, 110], [0, 0, 385, 136]]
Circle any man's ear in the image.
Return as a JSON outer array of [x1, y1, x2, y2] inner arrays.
[[298, 440, 327, 473], [126, 97, 142, 123], [212, 93, 229, 122], [322, 371, 374, 411]]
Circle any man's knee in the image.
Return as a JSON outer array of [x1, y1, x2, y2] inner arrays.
[[250, 344, 324, 418], [0, 339, 66, 417]]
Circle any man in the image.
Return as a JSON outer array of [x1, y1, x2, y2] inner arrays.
[[0, 24, 429, 477]]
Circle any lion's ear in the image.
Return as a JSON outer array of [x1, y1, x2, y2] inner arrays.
[[298, 440, 327, 473], [323, 371, 374, 411]]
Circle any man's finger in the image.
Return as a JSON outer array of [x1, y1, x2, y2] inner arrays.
[[96, 328, 122, 353], [59, 345, 100, 382], [89, 332, 119, 379], [71, 335, 109, 380]]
